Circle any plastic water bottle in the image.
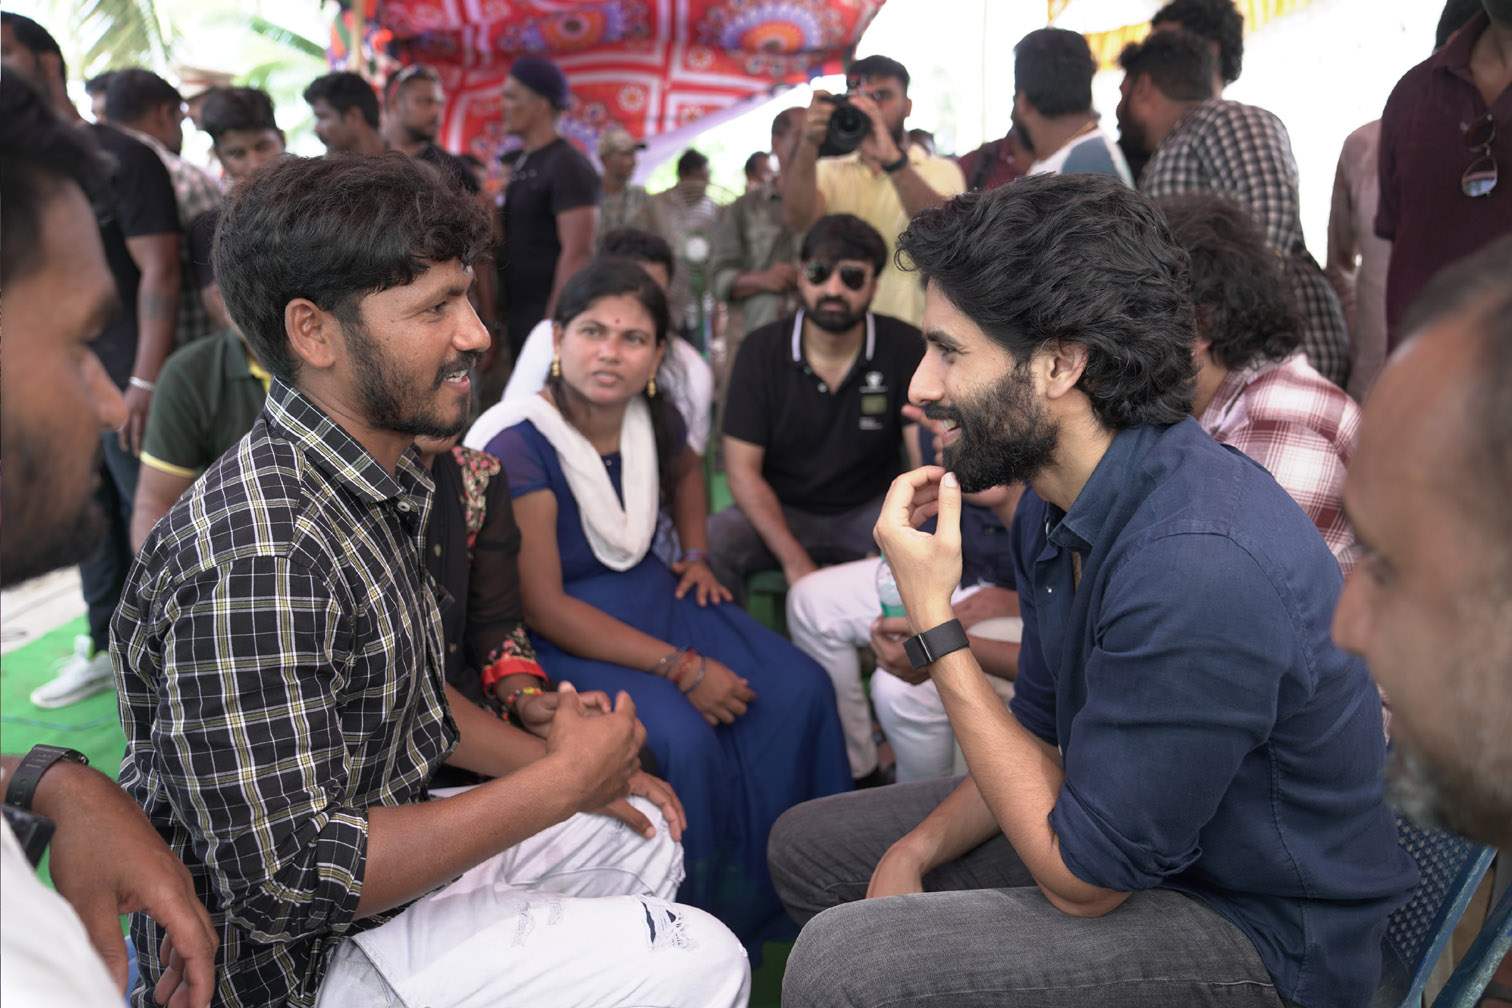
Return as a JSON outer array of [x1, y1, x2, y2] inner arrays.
[[876, 556, 905, 618]]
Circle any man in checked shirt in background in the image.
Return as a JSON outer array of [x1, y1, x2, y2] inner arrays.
[[1118, 29, 1352, 389], [111, 152, 748, 1008], [1158, 192, 1361, 571]]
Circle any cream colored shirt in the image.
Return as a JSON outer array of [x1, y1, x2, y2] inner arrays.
[[816, 145, 966, 326]]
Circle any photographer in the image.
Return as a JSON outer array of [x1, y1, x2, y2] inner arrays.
[[779, 55, 964, 327]]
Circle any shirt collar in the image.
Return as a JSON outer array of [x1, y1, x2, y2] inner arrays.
[[789, 309, 876, 364], [118, 125, 171, 160], [1050, 424, 1155, 555], [265, 379, 433, 508], [1431, 9, 1485, 78]]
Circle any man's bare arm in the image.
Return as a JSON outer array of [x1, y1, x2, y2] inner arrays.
[[723, 435, 817, 584], [779, 95, 831, 235], [875, 467, 1129, 917], [123, 233, 181, 455], [131, 465, 195, 552], [545, 206, 598, 321], [0, 756, 218, 1007], [355, 685, 643, 918]]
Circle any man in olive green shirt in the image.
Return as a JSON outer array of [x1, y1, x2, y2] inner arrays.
[[130, 327, 269, 549]]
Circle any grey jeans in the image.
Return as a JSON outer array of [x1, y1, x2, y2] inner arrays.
[[706, 494, 884, 607], [769, 777, 1297, 1008]]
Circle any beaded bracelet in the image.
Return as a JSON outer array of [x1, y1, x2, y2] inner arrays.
[[502, 686, 545, 712], [679, 549, 711, 565]]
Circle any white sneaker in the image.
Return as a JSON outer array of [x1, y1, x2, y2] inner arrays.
[[29, 635, 116, 709]]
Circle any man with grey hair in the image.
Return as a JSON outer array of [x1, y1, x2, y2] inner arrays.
[[1331, 234, 1512, 851]]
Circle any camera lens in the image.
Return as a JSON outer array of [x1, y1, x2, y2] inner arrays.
[[822, 97, 871, 157]]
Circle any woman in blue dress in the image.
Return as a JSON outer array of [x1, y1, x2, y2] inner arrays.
[[477, 259, 850, 953]]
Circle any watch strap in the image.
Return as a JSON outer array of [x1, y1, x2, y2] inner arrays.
[[4, 744, 88, 811], [881, 151, 910, 174], [902, 618, 969, 671]]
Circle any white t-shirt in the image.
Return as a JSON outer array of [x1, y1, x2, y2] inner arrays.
[[1029, 127, 1134, 186], [491, 318, 713, 454], [1, 818, 122, 1006]]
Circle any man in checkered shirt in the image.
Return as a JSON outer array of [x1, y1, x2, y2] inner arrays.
[[112, 152, 748, 1008], [1118, 28, 1352, 389], [1157, 191, 1361, 573]]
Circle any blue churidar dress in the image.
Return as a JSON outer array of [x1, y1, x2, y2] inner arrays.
[[487, 418, 852, 953]]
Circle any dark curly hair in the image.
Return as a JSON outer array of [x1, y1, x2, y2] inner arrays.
[[1151, 0, 1245, 85], [214, 152, 492, 383], [896, 174, 1197, 430], [1156, 192, 1299, 370], [549, 258, 682, 506], [1119, 29, 1216, 103]]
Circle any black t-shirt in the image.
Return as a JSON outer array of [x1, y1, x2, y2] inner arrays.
[[417, 142, 480, 196], [724, 312, 924, 514], [498, 137, 600, 345], [91, 124, 181, 388], [188, 207, 218, 290]]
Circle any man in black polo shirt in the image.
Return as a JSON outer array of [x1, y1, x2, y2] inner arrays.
[[711, 213, 922, 606]]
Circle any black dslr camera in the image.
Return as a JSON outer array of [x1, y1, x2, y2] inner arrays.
[[817, 94, 872, 157]]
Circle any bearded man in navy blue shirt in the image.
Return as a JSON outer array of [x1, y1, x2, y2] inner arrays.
[[769, 174, 1416, 1008]]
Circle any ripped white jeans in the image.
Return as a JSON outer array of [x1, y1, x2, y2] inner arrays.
[[314, 795, 751, 1008]]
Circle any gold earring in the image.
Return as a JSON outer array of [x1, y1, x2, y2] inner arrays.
[[646, 375, 657, 398], [550, 354, 560, 379]]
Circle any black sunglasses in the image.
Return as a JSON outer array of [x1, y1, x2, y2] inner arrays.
[[803, 261, 870, 290], [1462, 112, 1497, 198]]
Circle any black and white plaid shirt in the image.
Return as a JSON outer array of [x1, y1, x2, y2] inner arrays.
[[1143, 99, 1351, 388], [113, 379, 458, 1008]]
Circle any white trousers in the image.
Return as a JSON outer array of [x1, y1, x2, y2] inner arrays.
[[315, 795, 750, 1008], [787, 558, 1017, 782]]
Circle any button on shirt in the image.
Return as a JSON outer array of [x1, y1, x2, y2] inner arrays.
[[113, 380, 458, 1008], [1007, 419, 1415, 1008]]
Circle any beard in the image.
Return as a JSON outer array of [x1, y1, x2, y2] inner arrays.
[[1384, 594, 1512, 848], [344, 320, 475, 440], [1386, 741, 1512, 848], [1116, 97, 1151, 156], [805, 296, 866, 333], [0, 433, 108, 584], [929, 361, 1059, 493], [1011, 107, 1035, 156]]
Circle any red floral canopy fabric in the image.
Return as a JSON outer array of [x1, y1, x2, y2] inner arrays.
[[344, 0, 886, 167]]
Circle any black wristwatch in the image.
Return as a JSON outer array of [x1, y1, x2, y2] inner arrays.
[[881, 151, 910, 174], [4, 744, 88, 811], [902, 619, 970, 671]]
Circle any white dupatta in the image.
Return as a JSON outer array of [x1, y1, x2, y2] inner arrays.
[[465, 393, 658, 571]]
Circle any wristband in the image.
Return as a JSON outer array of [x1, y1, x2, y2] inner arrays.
[[902, 618, 969, 671], [4, 744, 88, 811], [128, 375, 156, 393], [647, 647, 684, 676], [679, 549, 710, 565], [881, 151, 909, 174], [502, 686, 545, 713]]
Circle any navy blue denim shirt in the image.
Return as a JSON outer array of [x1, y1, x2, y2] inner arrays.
[[1008, 419, 1416, 1008]]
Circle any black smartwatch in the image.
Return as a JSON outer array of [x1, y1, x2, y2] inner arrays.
[[902, 618, 970, 671], [4, 744, 88, 811]]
